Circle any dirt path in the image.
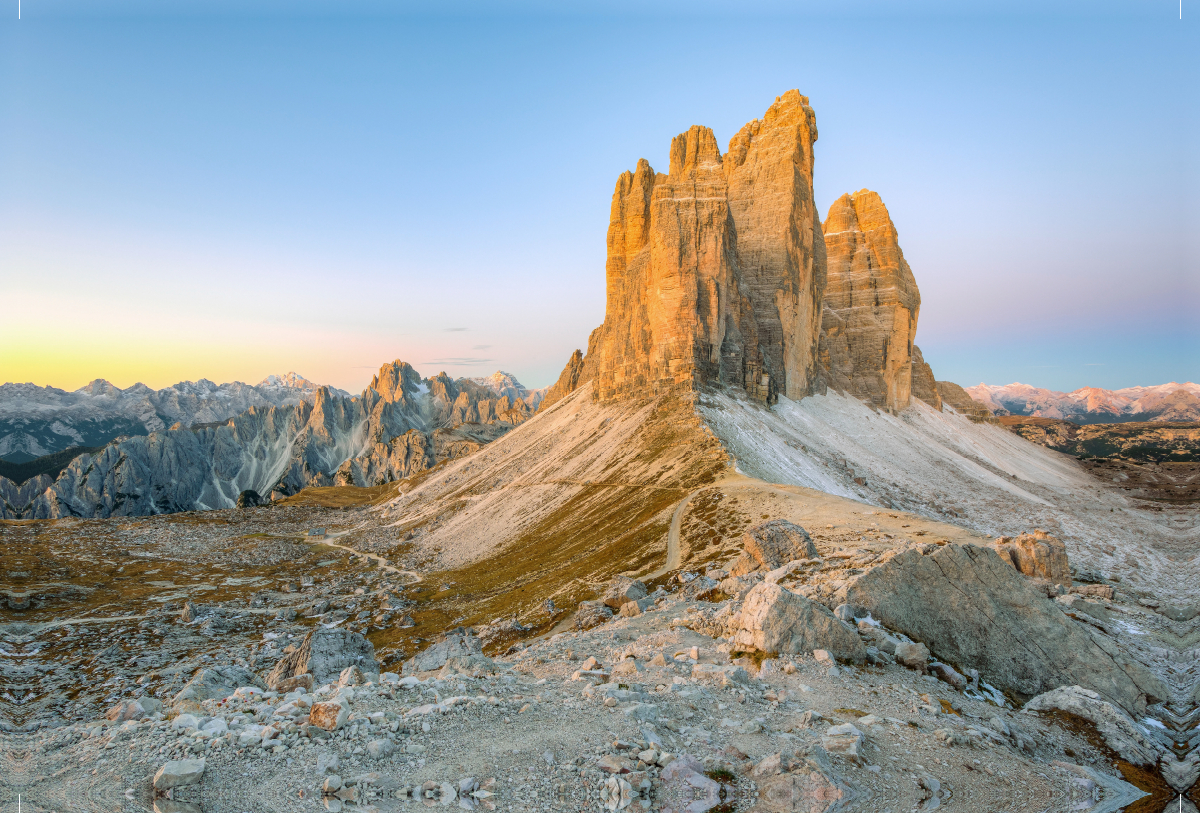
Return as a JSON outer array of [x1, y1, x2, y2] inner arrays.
[[643, 475, 813, 580], [321, 530, 423, 585]]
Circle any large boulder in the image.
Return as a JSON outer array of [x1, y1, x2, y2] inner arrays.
[[601, 576, 648, 609], [731, 582, 866, 663], [730, 520, 818, 577], [1023, 686, 1162, 767], [266, 627, 379, 690], [153, 758, 206, 791], [402, 629, 482, 675], [172, 665, 265, 706], [992, 530, 1071, 587], [844, 543, 1164, 712]]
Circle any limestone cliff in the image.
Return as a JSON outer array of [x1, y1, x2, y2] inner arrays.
[[819, 190, 921, 413], [910, 346, 942, 410], [573, 90, 826, 406], [937, 381, 997, 423]]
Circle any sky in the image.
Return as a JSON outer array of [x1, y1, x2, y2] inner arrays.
[[1, 1, 1196, 395]]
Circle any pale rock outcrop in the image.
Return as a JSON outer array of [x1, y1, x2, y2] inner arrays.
[[172, 665, 265, 707], [729, 519, 818, 577], [910, 346, 942, 410], [579, 90, 827, 405], [0, 473, 52, 518], [819, 190, 921, 413], [403, 629, 483, 675], [844, 543, 1165, 712], [601, 576, 648, 609], [1023, 685, 1162, 767], [266, 627, 378, 690], [992, 530, 1071, 588], [153, 758, 206, 791], [731, 582, 866, 663]]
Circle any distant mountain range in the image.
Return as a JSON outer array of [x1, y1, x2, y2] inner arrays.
[[965, 382, 1200, 424], [0, 373, 352, 463], [0, 363, 546, 518]]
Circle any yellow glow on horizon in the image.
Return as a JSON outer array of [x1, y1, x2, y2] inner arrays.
[[0, 334, 373, 393]]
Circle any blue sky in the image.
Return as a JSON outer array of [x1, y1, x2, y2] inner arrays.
[[1, 1, 1195, 393]]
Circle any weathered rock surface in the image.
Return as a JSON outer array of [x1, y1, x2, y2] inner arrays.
[[266, 627, 378, 689], [1023, 685, 1162, 767], [537, 349, 586, 413], [402, 629, 482, 675], [730, 519, 818, 577], [6, 360, 538, 519], [153, 758, 206, 790], [818, 190, 921, 413], [844, 543, 1165, 712], [909, 346, 942, 411], [936, 381, 996, 423], [731, 582, 866, 663], [601, 577, 648, 609], [992, 530, 1071, 587], [173, 665, 266, 707], [569, 90, 826, 406], [308, 699, 349, 731]]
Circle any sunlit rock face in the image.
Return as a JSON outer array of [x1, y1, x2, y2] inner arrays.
[[819, 189, 921, 413], [581, 90, 827, 405]]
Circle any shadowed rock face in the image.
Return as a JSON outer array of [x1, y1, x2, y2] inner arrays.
[[575, 90, 827, 405], [937, 380, 997, 423], [819, 190, 921, 413], [910, 345, 942, 410]]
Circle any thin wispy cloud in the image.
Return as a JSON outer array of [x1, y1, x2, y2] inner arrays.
[[424, 357, 493, 365], [473, 344, 492, 350], [444, 328, 468, 332]]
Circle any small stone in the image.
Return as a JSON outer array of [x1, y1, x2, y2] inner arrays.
[[366, 739, 394, 759]]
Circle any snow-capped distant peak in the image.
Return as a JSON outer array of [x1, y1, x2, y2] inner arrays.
[[469, 370, 527, 394], [965, 381, 1200, 424], [258, 372, 320, 390]]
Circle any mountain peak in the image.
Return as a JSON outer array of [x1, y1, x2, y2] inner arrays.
[[77, 379, 122, 396]]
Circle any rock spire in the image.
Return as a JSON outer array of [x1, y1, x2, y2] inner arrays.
[[558, 90, 828, 406], [818, 190, 921, 413]]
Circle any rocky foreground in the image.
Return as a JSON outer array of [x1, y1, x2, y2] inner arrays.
[[0, 583, 1168, 813], [4, 508, 1196, 812]]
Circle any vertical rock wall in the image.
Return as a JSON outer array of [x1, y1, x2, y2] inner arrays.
[[819, 190, 921, 413], [578, 90, 828, 405], [910, 346, 943, 411]]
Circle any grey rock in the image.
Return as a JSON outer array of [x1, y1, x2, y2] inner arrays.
[[153, 758, 206, 790], [845, 543, 1165, 712], [731, 582, 866, 663], [366, 739, 395, 759], [601, 577, 648, 609], [574, 600, 614, 630], [266, 627, 379, 689], [894, 642, 929, 671], [173, 665, 265, 706], [7, 362, 536, 519], [316, 752, 341, 776], [1024, 686, 1162, 767], [744, 519, 819, 568], [403, 630, 481, 675], [1161, 752, 1200, 793]]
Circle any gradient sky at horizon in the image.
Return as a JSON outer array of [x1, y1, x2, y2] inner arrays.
[[1, 1, 1196, 395]]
